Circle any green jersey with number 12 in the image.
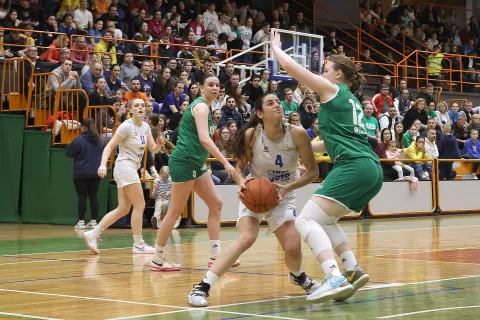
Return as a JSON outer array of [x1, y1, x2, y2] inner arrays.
[[317, 84, 379, 165]]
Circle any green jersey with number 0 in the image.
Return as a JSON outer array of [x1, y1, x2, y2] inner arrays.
[[317, 84, 379, 165], [170, 97, 215, 167]]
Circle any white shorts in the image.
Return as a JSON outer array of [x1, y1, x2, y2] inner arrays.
[[113, 160, 141, 188], [237, 192, 296, 233]]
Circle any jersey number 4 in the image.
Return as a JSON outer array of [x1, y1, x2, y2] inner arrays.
[[275, 155, 284, 168], [349, 99, 367, 134]]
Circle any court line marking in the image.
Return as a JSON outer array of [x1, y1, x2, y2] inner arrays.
[[108, 309, 303, 320], [0, 312, 60, 320], [0, 288, 186, 310], [376, 305, 480, 318], [3, 223, 480, 257]]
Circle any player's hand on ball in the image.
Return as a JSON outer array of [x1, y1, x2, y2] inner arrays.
[[237, 177, 254, 199], [98, 165, 107, 178], [274, 183, 289, 201]]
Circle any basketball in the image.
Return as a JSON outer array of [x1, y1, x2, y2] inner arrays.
[[241, 178, 279, 214]]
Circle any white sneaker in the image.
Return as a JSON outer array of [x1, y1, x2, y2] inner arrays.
[[75, 221, 86, 229], [132, 241, 155, 254], [173, 215, 182, 229], [188, 282, 210, 307], [307, 273, 353, 302], [83, 230, 100, 254], [85, 220, 97, 228], [149, 256, 181, 271]]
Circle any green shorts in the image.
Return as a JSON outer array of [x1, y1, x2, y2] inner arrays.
[[314, 157, 383, 213], [169, 158, 209, 183]]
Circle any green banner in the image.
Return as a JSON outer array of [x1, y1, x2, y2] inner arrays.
[[21, 131, 52, 223], [0, 115, 24, 223]]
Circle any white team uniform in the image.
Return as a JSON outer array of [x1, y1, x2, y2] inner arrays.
[[113, 119, 151, 188], [238, 123, 299, 232]]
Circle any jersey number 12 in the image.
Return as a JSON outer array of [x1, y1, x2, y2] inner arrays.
[[349, 99, 367, 134]]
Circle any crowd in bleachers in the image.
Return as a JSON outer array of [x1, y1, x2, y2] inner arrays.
[[357, 0, 480, 88], [2, 0, 480, 187]]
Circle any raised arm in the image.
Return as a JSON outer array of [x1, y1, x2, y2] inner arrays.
[[270, 32, 338, 103]]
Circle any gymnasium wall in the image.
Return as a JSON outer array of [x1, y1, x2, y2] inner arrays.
[[0, 114, 111, 224]]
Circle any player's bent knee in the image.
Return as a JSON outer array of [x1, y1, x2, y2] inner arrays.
[[237, 233, 257, 251], [295, 216, 311, 242], [300, 200, 338, 226], [322, 223, 348, 249]]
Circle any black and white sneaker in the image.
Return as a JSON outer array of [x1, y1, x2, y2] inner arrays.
[[188, 281, 210, 307], [288, 272, 321, 294]]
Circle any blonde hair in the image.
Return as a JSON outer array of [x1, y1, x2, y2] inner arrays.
[[159, 166, 169, 175]]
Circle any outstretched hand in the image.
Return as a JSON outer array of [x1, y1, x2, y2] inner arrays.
[[271, 31, 282, 49]]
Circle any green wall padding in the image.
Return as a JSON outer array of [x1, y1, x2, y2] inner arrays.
[[21, 131, 52, 223], [49, 147, 110, 224], [0, 115, 25, 222]]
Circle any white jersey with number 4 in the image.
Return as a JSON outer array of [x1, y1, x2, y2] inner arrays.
[[115, 119, 151, 169], [249, 123, 298, 186]]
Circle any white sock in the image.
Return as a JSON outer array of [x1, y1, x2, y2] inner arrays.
[[133, 235, 144, 245], [340, 251, 358, 271], [321, 259, 342, 276], [154, 245, 164, 259], [92, 225, 104, 237], [290, 270, 302, 277], [210, 240, 220, 258], [203, 271, 219, 287]]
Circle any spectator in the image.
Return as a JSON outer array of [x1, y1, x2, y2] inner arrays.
[[404, 136, 432, 180], [193, 47, 214, 69], [386, 140, 415, 178], [306, 118, 319, 141], [448, 102, 460, 124], [125, 78, 148, 101], [151, 165, 173, 229], [189, 14, 206, 42], [427, 45, 444, 85], [266, 80, 280, 97], [293, 82, 307, 105], [120, 52, 140, 88], [17, 0, 39, 27], [73, 0, 93, 33], [421, 118, 442, 142], [160, 81, 185, 117], [394, 121, 404, 149], [81, 62, 111, 95], [416, 83, 435, 105], [71, 37, 89, 65], [94, 31, 117, 64], [364, 103, 380, 141], [394, 88, 413, 116], [379, 104, 397, 140], [87, 19, 104, 47], [58, 13, 77, 37], [288, 112, 301, 126], [375, 75, 395, 95], [294, 12, 309, 33], [452, 112, 469, 149], [298, 98, 316, 130], [437, 101, 451, 128], [218, 96, 244, 129], [403, 98, 428, 133], [218, 62, 235, 84], [425, 101, 441, 126], [463, 129, 480, 178], [210, 85, 226, 111], [403, 123, 419, 148], [106, 64, 126, 94], [242, 74, 263, 106], [281, 88, 297, 116], [137, 60, 154, 97], [420, 1, 438, 27], [424, 129, 439, 159], [50, 58, 82, 93], [152, 67, 171, 103], [168, 100, 188, 131], [207, 12, 234, 42], [372, 84, 394, 118], [438, 124, 461, 180], [393, 78, 413, 100], [467, 114, 480, 134], [202, 2, 218, 28], [89, 77, 110, 106], [66, 118, 103, 229]]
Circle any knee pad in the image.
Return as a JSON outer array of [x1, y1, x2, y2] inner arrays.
[[322, 223, 348, 249], [295, 216, 311, 242], [299, 200, 339, 225]]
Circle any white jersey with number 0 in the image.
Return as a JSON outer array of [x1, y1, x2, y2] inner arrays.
[[115, 119, 151, 168]]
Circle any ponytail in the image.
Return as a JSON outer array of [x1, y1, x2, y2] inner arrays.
[[81, 118, 101, 144], [350, 71, 366, 94], [327, 55, 365, 94], [228, 113, 262, 160]]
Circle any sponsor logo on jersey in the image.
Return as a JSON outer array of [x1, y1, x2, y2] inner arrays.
[[201, 165, 207, 171], [267, 170, 291, 183], [293, 210, 297, 217], [263, 146, 269, 152], [192, 170, 197, 178]]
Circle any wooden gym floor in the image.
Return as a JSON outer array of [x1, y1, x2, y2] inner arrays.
[[0, 215, 480, 319]]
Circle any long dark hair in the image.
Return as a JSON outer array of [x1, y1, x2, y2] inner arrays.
[[229, 94, 268, 160], [81, 118, 101, 144], [380, 127, 391, 145]]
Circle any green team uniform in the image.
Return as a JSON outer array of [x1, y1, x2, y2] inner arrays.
[[169, 97, 214, 183], [315, 84, 383, 212]]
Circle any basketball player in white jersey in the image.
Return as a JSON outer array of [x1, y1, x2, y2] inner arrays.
[[84, 99, 166, 254], [188, 94, 321, 307]]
